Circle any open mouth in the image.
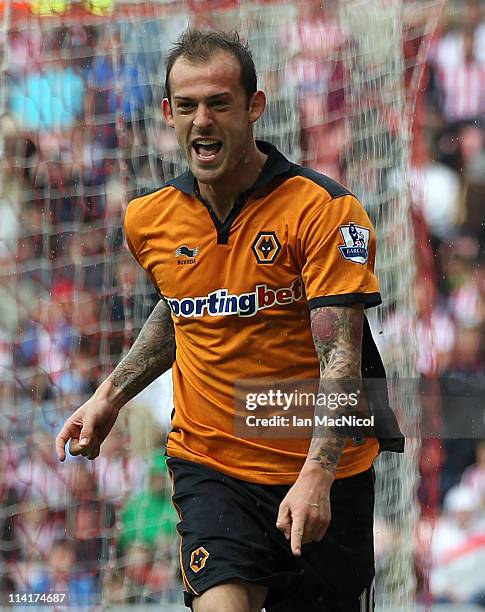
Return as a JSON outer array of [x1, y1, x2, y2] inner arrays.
[[192, 138, 223, 162]]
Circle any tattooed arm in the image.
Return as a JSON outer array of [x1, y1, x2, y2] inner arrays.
[[276, 304, 364, 556], [55, 299, 175, 461], [107, 298, 175, 405], [307, 304, 363, 473]]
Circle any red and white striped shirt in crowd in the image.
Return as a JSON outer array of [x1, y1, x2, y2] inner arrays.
[[285, 20, 346, 92], [439, 60, 485, 122]]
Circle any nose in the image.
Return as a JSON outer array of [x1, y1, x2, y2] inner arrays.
[[193, 104, 213, 129]]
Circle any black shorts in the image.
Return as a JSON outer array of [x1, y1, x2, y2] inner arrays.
[[167, 457, 375, 612]]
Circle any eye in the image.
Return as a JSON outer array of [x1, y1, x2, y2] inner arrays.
[[211, 101, 229, 110], [177, 102, 196, 112]]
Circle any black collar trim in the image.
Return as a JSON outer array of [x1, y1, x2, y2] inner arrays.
[[165, 140, 293, 197]]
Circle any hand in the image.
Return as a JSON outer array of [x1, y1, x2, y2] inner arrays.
[[276, 464, 334, 556], [55, 394, 120, 461]]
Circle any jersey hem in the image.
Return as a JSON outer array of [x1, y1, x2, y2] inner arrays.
[[308, 292, 382, 309], [165, 445, 378, 484]]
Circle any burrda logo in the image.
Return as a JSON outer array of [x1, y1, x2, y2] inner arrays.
[[175, 245, 199, 266], [166, 278, 303, 318]]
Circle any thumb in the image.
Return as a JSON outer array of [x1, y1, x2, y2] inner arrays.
[[276, 501, 291, 540], [79, 418, 94, 447]]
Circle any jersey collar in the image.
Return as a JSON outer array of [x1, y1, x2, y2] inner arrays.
[[166, 140, 294, 197]]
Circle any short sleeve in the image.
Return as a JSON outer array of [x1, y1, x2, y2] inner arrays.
[[124, 198, 163, 297], [124, 198, 142, 264], [300, 194, 381, 310]]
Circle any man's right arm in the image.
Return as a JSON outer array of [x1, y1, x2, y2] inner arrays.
[[105, 298, 175, 408], [55, 299, 175, 461]]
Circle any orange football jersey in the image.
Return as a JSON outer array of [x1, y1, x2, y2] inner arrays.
[[124, 140, 403, 484]]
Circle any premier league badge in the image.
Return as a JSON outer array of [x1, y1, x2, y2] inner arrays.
[[338, 223, 370, 264]]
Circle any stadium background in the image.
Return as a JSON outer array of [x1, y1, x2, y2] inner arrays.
[[0, 0, 485, 609]]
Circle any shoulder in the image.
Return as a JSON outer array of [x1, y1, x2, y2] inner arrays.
[[279, 165, 366, 230], [285, 164, 354, 201], [125, 181, 182, 224]]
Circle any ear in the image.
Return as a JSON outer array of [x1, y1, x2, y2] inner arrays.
[[162, 98, 175, 128], [248, 90, 266, 124]]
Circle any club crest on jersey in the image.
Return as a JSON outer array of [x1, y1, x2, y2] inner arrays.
[[338, 223, 370, 265], [175, 244, 199, 266], [252, 231, 281, 265], [190, 547, 209, 573]]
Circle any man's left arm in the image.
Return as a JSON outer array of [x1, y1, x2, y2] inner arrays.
[[276, 303, 364, 556]]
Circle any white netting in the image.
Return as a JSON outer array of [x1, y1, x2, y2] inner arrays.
[[336, 2, 443, 607], [0, 0, 442, 607], [340, 1, 418, 607]]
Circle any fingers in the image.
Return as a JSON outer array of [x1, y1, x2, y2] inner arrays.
[[87, 446, 101, 461], [290, 516, 305, 557], [276, 502, 291, 541], [315, 522, 328, 542], [68, 437, 86, 457], [82, 439, 100, 461], [56, 412, 98, 460], [291, 511, 329, 555], [305, 517, 326, 544], [277, 501, 330, 557], [304, 504, 330, 544], [67, 416, 95, 457], [55, 421, 82, 461], [69, 435, 99, 460], [314, 501, 331, 542], [55, 426, 70, 462], [79, 418, 94, 450], [55, 396, 114, 462]]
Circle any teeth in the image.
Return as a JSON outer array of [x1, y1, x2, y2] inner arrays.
[[194, 139, 220, 145]]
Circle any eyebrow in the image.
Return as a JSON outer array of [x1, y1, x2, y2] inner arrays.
[[173, 92, 233, 103]]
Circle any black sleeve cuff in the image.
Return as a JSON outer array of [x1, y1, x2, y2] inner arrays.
[[308, 292, 382, 310]]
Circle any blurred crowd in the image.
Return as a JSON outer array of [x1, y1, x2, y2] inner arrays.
[[0, 429, 179, 604], [1, 9, 203, 605], [0, 0, 484, 606], [413, 0, 485, 605]]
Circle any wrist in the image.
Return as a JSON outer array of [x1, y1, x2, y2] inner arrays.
[[300, 460, 336, 485], [93, 379, 125, 412]]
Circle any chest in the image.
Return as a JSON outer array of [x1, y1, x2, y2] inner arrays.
[[145, 198, 302, 301]]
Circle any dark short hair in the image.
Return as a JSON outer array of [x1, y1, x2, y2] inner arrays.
[[164, 29, 257, 107]]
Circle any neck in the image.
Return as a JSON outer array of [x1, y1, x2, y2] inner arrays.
[[197, 140, 267, 222]]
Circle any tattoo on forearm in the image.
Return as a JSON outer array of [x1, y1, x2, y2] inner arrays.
[[108, 299, 175, 402], [308, 436, 346, 473], [308, 305, 364, 473], [310, 306, 362, 377]]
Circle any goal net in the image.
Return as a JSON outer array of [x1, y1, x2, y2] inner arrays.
[[0, 0, 442, 607]]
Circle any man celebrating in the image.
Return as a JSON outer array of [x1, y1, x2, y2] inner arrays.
[[56, 29, 403, 612]]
